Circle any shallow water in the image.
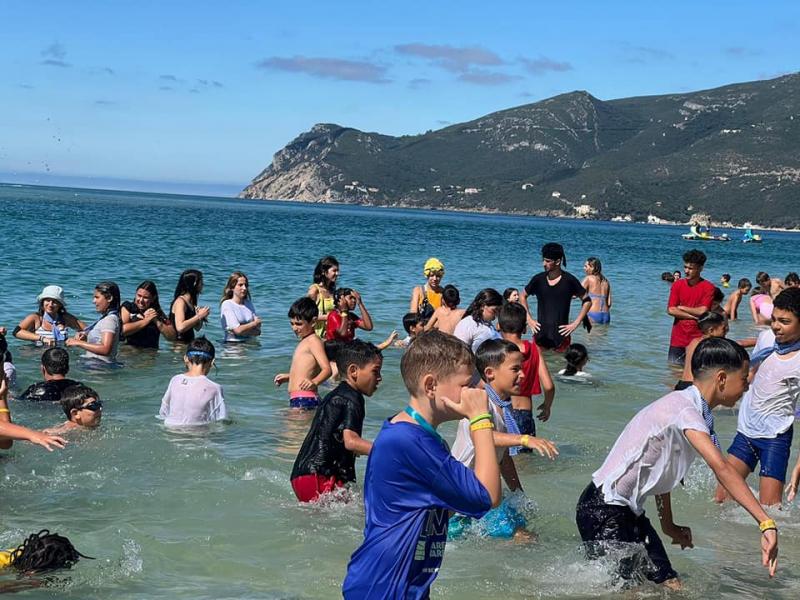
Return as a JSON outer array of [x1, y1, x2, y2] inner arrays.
[[1, 183, 799, 598]]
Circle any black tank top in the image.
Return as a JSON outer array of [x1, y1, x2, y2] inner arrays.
[[121, 301, 161, 349], [171, 299, 196, 343]]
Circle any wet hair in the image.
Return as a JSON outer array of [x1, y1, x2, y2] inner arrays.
[[563, 343, 588, 376], [173, 269, 204, 307], [220, 271, 250, 304], [697, 311, 726, 334], [8, 530, 92, 572], [442, 285, 460, 308], [475, 338, 521, 382], [661, 272, 675, 283], [185, 337, 215, 365], [288, 297, 318, 323], [313, 256, 339, 290], [721, 273, 731, 282], [502, 288, 518, 302], [755, 271, 771, 287], [773, 288, 800, 319], [585, 257, 605, 281], [691, 337, 749, 380], [463, 288, 503, 323], [682, 249, 707, 267], [402, 312, 424, 334], [60, 384, 99, 419], [334, 287, 353, 305], [497, 302, 527, 335], [0, 334, 7, 363], [737, 278, 752, 291], [712, 287, 724, 304], [134, 280, 166, 318], [400, 330, 474, 395], [41, 347, 70, 376], [324, 339, 342, 363], [335, 339, 382, 375], [95, 281, 121, 312], [785, 272, 800, 287]]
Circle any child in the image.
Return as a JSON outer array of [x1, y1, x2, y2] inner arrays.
[[710, 286, 726, 316], [724, 278, 752, 321], [503, 288, 520, 303], [0, 331, 15, 389], [0, 530, 91, 572], [786, 272, 800, 288], [343, 330, 501, 599], [158, 338, 227, 427], [395, 312, 426, 348], [577, 338, 778, 588], [274, 298, 333, 409], [0, 370, 66, 452], [720, 273, 731, 288], [717, 287, 800, 506], [675, 312, 728, 390], [450, 339, 558, 539], [497, 302, 555, 438], [20, 348, 82, 402], [45, 385, 103, 434], [290, 340, 382, 502], [558, 343, 590, 381], [424, 285, 464, 334], [325, 288, 374, 343]]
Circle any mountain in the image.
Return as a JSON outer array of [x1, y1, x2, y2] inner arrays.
[[240, 73, 800, 228]]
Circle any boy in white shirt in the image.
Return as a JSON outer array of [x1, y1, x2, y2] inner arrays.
[[159, 337, 227, 427], [577, 337, 778, 588]]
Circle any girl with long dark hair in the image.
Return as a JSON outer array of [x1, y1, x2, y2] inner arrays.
[[170, 270, 211, 343], [453, 288, 503, 352], [121, 280, 176, 349]]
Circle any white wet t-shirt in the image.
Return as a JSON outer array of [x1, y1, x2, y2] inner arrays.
[[738, 346, 800, 439], [159, 374, 227, 427], [592, 386, 709, 516]]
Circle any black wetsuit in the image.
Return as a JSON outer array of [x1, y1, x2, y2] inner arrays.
[[20, 379, 81, 402]]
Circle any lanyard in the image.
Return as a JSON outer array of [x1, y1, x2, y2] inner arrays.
[[404, 406, 446, 447]]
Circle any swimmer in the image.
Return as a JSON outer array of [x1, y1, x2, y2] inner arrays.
[[557, 343, 591, 381], [44, 385, 103, 434], [675, 312, 728, 390], [20, 348, 81, 403], [724, 278, 752, 321], [13, 285, 85, 346], [582, 257, 612, 325], [158, 338, 227, 427], [0, 530, 91, 573], [0, 370, 67, 452], [65, 282, 122, 363], [170, 269, 210, 344], [121, 280, 176, 349], [219, 271, 262, 342], [274, 298, 333, 409], [290, 340, 382, 502], [424, 285, 464, 334], [409, 258, 444, 319], [720, 273, 731, 288]]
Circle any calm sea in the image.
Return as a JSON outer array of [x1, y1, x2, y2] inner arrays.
[[1, 183, 799, 599]]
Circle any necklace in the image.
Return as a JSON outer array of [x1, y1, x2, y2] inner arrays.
[[403, 406, 446, 447]]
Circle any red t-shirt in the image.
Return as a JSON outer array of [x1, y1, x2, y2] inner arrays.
[[518, 340, 543, 397], [667, 278, 715, 348], [325, 310, 363, 342]]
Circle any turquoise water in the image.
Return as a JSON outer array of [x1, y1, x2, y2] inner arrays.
[[1, 183, 799, 598]]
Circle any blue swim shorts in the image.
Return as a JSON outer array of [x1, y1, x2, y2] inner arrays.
[[727, 426, 794, 482], [588, 311, 610, 325]]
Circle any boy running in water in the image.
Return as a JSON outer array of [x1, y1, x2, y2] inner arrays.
[[666, 249, 715, 365], [274, 298, 333, 409], [577, 338, 778, 588], [343, 330, 501, 599]]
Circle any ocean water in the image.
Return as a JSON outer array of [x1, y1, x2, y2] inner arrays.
[[1, 183, 799, 598]]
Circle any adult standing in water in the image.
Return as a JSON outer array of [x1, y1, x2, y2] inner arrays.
[[409, 257, 445, 319], [521, 243, 591, 352], [121, 281, 176, 349], [307, 256, 339, 338], [219, 271, 262, 342], [66, 281, 122, 363], [13, 285, 85, 345], [582, 257, 612, 325], [666, 249, 715, 365], [170, 269, 210, 344]]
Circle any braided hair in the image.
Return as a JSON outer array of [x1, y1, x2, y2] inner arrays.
[[9, 530, 92, 572]]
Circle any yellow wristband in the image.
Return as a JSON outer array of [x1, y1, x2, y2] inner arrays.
[[759, 518, 777, 533], [0, 408, 9, 413], [470, 421, 494, 432], [520, 434, 529, 448], [469, 413, 492, 426]]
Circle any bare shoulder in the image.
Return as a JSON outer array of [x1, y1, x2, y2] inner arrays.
[[307, 283, 319, 298]]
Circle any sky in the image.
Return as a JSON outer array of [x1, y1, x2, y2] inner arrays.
[[1, 1, 798, 196]]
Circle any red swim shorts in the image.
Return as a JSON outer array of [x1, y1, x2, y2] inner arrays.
[[291, 473, 346, 503]]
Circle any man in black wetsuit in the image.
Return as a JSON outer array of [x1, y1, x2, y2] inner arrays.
[[20, 348, 81, 402], [520, 242, 591, 351]]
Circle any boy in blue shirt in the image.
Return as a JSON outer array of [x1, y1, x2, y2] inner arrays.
[[343, 330, 501, 599]]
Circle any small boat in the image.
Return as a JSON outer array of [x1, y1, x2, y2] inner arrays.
[[681, 225, 730, 242], [742, 228, 763, 243]]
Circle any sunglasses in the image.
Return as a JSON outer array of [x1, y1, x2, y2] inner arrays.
[[81, 400, 103, 412]]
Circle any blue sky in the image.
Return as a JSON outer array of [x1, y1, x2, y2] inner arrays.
[[1, 1, 797, 195]]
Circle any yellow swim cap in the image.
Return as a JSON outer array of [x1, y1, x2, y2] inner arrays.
[[423, 258, 445, 276]]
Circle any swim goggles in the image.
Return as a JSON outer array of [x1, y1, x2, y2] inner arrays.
[[81, 400, 103, 412]]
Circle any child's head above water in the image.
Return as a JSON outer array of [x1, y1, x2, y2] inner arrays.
[[185, 337, 215, 372], [502, 288, 519, 303], [475, 338, 523, 396], [737, 277, 752, 293], [60, 384, 102, 427], [41, 347, 70, 377], [334, 287, 355, 310], [690, 337, 750, 406], [442, 285, 460, 309], [785, 272, 800, 288], [402, 312, 425, 336], [563, 343, 589, 376], [8, 530, 92, 573], [336, 340, 383, 396], [497, 301, 527, 336], [287, 297, 319, 336], [697, 311, 728, 337], [720, 273, 731, 285]]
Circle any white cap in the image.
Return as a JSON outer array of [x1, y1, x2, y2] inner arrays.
[[37, 285, 66, 306]]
